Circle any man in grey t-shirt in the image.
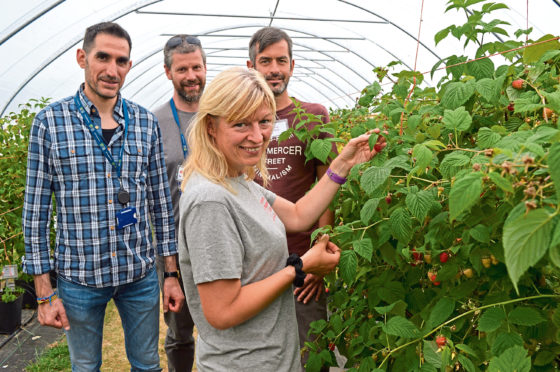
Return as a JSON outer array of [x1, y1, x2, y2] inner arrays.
[[153, 34, 207, 372]]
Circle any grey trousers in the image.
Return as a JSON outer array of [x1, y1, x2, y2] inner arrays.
[[156, 256, 195, 372]]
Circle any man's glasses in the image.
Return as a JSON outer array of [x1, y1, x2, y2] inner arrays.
[[165, 35, 202, 50]]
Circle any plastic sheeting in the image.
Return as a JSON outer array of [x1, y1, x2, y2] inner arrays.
[[1, 0, 557, 114]]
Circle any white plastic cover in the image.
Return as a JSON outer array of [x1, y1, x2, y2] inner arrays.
[[0, 0, 557, 114]]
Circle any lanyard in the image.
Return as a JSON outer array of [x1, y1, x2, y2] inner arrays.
[[169, 98, 188, 159], [74, 95, 129, 180]]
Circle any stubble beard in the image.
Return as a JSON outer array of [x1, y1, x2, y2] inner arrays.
[[265, 73, 290, 97]]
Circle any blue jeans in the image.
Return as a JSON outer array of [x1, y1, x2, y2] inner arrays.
[[58, 268, 161, 372]]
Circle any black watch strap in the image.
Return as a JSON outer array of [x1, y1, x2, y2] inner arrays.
[[286, 254, 306, 287], [163, 271, 180, 279]]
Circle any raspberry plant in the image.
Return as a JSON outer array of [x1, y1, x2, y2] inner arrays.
[[305, 1, 560, 371]]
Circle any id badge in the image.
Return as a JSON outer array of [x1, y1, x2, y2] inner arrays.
[[176, 165, 185, 192], [271, 119, 289, 140], [116, 207, 138, 229], [176, 165, 184, 182]]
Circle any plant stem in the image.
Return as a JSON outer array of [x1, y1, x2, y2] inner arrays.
[[379, 294, 560, 368]]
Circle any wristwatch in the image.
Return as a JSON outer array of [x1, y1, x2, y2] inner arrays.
[[163, 271, 180, 279]]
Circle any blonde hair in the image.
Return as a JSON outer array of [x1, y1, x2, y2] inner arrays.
[[181, 67, 276, 192]]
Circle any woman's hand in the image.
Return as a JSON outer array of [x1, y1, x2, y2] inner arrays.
[[330, 129, 387, 176], [301, 234, 341, 277]]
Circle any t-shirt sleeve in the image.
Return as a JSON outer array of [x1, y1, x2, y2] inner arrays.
[[184, 201, 244, 284], [252, 181, 277, 206]]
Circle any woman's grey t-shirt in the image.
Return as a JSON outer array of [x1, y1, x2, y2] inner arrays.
[[178, 173, 301, 372]]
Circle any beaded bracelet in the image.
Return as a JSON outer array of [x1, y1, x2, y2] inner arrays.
[[37, 291, 58, 306]]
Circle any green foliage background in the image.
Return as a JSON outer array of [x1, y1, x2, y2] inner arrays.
[[299, 1, 560, 371], [0, 98, 50, 279]]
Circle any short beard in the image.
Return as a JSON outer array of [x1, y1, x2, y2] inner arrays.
[[177, 88, 203, 103], [270, 83, 287, 97]]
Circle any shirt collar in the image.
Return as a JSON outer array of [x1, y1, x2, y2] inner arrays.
[[77, 83, 125, 121]]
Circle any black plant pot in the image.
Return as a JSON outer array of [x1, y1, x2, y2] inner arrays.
[[15, 280, 37, 309], [0, 294, 23, 334]]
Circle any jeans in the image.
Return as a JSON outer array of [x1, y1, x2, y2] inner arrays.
[[58, 268, 161, 372]]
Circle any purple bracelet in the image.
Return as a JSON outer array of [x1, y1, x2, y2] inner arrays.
[[326, 167, 347, 185]]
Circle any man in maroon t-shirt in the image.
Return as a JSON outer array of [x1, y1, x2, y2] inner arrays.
[[248, 27, 334, 371]]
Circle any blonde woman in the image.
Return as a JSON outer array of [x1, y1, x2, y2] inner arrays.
[[178, 67, 385, 371]]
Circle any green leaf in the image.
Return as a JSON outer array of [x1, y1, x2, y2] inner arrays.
[[436, 263, 459, 282], [449, 172, 483, 221], [477, 127, 501, 148], [553, 307, 560, 328], [456, 343, 478, 358], [405, 188, 433, 221], [551, 244, 560, 271], [457, 354, 475, 372], [483, 2, 509, 12], [534, 351, 557, 366], [469, 224, 490, 243], [513, 97, 543, 113], [488, 172, 514, 193], [543, 90, 560, 113], [384, 155, 411, 172], [508, 307, 545, 326], [407, 113, 422, 127], [357, 356, 376, 372], [526, 126, 559, 144], [440, 152, 471, 179], [353, 239, 373, 262], [382, 316, 420, 338], [361, 166, 391, 195], [488, 346, 530, 372], [310, 139, 332, 163], [427, 297, 455, 329], [491, 332, 524, 356], [440, 81, 475, 109], [476, 78, 500, 103], [523, 34, 560, 64], [477, 307, 506, 333], [378, 282, 405, 303], [548, 143, 560, 202], [423, 340, 441, 368], [360, 198, 380, 225], [412, 144, 433, 172], [503, 208, 555, 292], [467, 58, 494, 80], [443, 107, 472, 132], [374, 302, 397, 315], [306, 351, 322, 372], [390, 208, 413, 244], [423, 140, 447, 151], [339, 250, 358, 285], [278, 128, 294, 143], [435, 27, 450, 45]]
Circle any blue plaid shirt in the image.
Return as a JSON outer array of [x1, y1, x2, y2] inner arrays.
[[22, 85, 177, 288]]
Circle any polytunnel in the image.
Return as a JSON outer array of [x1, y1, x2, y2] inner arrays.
[[1, 0, 558, 115]]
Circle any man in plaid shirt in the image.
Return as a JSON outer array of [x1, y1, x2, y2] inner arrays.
[[22, 22, 184, 371]]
